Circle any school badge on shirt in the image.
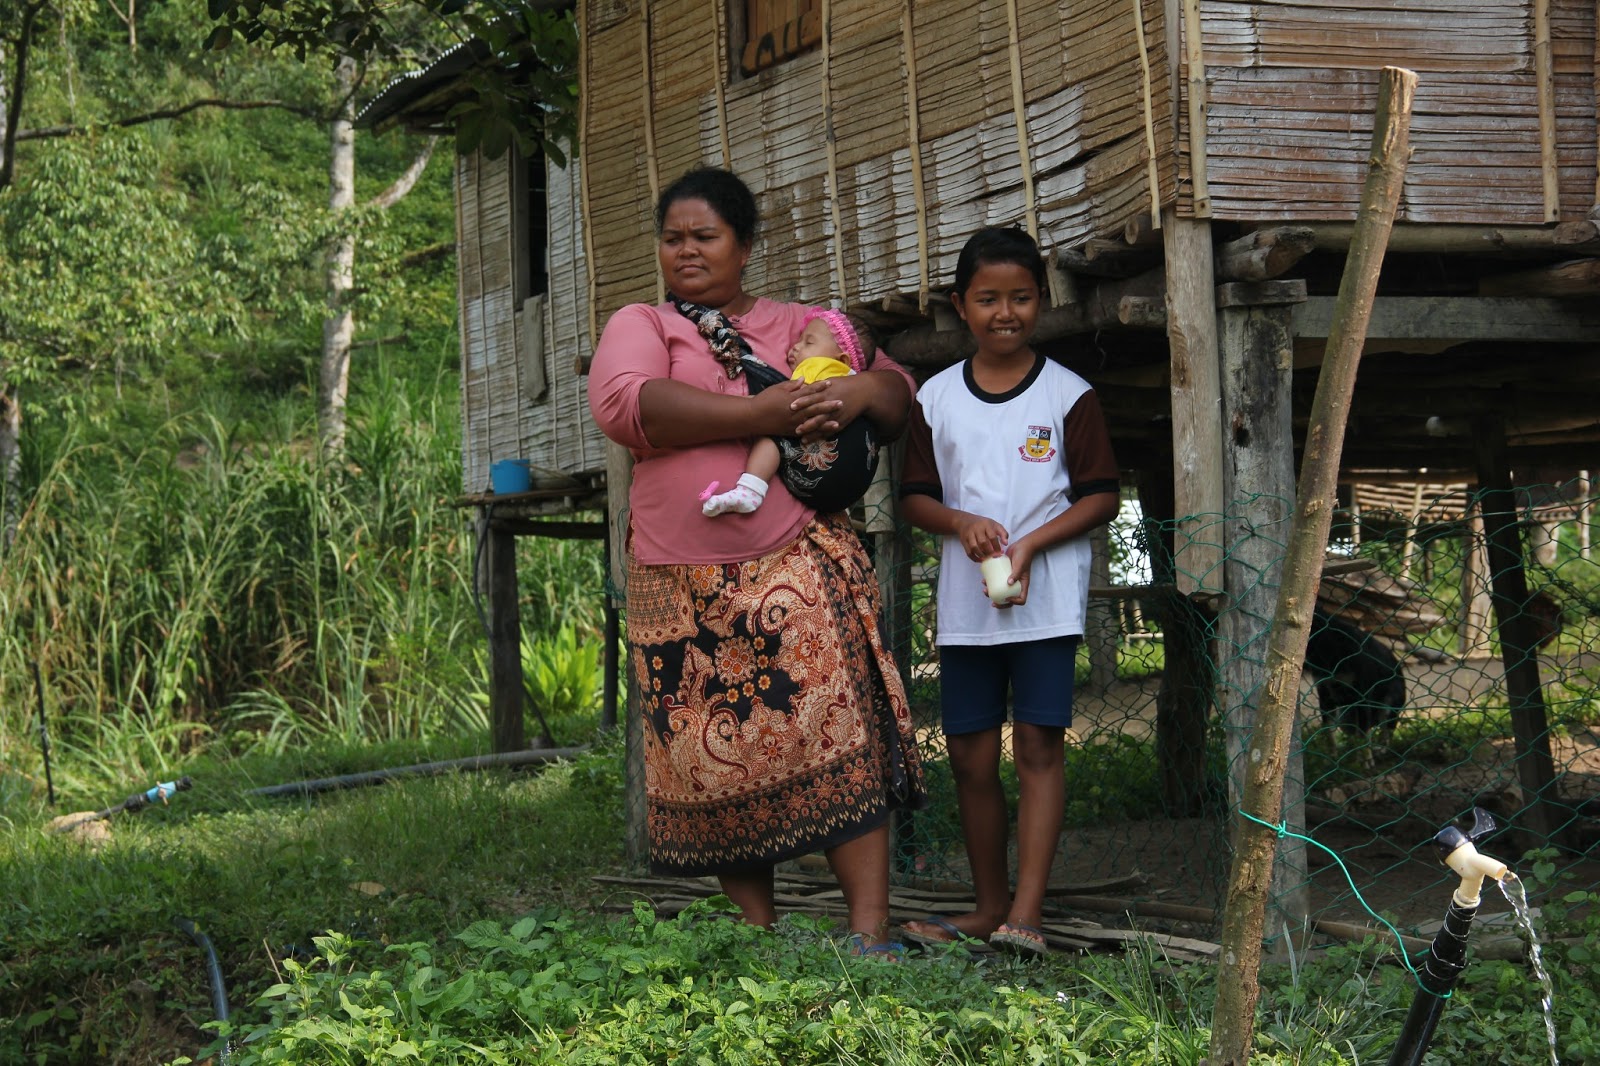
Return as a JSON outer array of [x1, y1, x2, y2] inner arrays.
[[1020, 425, 1056, 462]]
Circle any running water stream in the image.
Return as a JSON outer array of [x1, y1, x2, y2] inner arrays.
[[1499, 872, 1560, 1066]]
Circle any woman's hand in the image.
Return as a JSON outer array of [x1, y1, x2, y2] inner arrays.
[[749, 378, 811, 437], [788, 377, 852, 443], [789, 370, 913, 443]]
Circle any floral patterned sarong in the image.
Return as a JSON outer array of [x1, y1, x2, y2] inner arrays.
[[627, 513, 927, 875]]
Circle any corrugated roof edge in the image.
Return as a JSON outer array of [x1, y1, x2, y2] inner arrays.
[[356, 0, 572, 131]]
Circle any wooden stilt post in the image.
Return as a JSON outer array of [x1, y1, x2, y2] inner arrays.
[[1136, 465, 1212, 818], [1473, 418, 1563, 851], [1579, 470, 1592, 560], [607, 439, 648, 866], [1208, 66, 1417, 1066], [1215, 279, 1309, 954], [1087, 525, 1118, 692], [601, 535, 620, 732], [482, 511, 527, 754], [1162, 208, 1223, 597], [1460, 503, 1494, 657]]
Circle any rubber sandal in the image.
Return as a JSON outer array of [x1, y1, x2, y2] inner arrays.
[[844, 932, 906, 961], [989, 922, 1048, 957], [902, 915, 982, 949]]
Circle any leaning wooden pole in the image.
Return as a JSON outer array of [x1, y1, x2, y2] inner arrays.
[[1206, 66, 1417, 1066]]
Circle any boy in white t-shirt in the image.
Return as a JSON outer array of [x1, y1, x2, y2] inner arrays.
[[898, 227, 1120, 957]]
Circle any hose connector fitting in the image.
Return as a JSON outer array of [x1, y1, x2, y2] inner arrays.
[[1431, 809, 1507, 908]]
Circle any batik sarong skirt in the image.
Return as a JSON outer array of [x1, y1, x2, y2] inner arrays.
[[627, 513, 927, 875]]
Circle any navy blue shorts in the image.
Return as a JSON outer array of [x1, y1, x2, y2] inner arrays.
[[938, 636, 1081, 736]]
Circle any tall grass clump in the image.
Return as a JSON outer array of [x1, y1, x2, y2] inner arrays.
[[0, 357, 596, 798]]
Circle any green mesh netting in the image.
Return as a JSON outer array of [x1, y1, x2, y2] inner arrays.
[[866, 475, 1599, 938]]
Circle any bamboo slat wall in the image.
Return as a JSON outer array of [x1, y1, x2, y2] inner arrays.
[[1180, 0, 1599, 223], [455, 149, 605, 492], [579, 0, 1176, 322]]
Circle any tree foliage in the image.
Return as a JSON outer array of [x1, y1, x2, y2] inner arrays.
[[0, 133, 243, 401], [204, 0, 578, 162]]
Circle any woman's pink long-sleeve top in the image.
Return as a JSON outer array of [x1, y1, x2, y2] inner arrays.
[[587, 297, 915, 565]]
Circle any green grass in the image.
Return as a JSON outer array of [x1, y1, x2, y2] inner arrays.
[[1, 736, 627, 1064], [7, 728, 1598, 1065]]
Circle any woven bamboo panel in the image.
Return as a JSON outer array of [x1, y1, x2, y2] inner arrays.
[[1351, 483, 1473, 525], [584, 11, 657, 319], [1182, 0, 1598, 223], [456, 149, 608, 494], [455, 152, 489, 493], [544, 160, 605, 477], [1199, 66, 1596, 223], [1201, 0, 1527, 73], [581, 0, 1175, 319]]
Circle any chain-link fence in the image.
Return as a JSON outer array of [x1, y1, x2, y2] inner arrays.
[[866, 475, 1598, 938]]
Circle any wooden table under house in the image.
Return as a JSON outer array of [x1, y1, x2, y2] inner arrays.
[[361, 0, 1600, 929]]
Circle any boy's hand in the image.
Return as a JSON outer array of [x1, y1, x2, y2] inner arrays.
[[954, 513, 1008, 563], [989, 539, 1040, 608]]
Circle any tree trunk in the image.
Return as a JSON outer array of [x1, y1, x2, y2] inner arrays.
[[0, 389, 20, 552], [1207, 65, 1416, 1066], [315, 60, 434, 456], [318, 55, 358, 456]]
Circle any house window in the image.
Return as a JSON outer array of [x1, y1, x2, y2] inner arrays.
[[736, 0, 821, 77], [511, 151, 550, 404], [511, 151, 549, 305]]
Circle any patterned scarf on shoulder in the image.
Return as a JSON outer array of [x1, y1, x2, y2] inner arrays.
[[669, 294, 755, 379]]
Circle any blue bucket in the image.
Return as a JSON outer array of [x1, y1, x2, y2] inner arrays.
[[490, 459, 533, 495]]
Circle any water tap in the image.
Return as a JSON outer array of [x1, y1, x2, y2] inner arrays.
[[1431, 807, 1508, 907]]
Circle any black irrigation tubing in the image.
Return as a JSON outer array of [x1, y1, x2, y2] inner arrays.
[[48, 777, 194, 834], [246, 747, 589, 799], [174, 916, 232, 1066]]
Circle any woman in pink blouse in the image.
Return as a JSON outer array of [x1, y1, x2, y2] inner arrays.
[[588, 166, 926, 958]]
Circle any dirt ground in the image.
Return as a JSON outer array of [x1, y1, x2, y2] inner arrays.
[[916, 651, 1600, 939]]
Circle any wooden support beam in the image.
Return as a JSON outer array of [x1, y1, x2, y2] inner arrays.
[[1123, 212, 1161, 247], [1478, 258, 1600, 298], [482, 514, 526, 754], [1055, 242, 1162, 280], [1085, 265, 1164, 324], [888, 272, 1167, 364], [486, 519, 607, 539], [1472, 417, 1564, 850], [1215, 279, 1307, 309], [1160, 207, 1223, 597], [1293, 296, 1600, 344], [1216, 290, 1306, 946], [1135, 468, 1213, 818], [1299, 220, 1600, 257], [1215, 226, 1316, 282]]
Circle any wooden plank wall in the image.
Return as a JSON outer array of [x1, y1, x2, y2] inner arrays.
[[1182, 0, 1598, 223], [581, 0, 1175, 321], [456, 148, 606, 492]]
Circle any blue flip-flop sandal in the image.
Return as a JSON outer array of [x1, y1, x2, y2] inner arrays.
[[902, 915, 984, 949]]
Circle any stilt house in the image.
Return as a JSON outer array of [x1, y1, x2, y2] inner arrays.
[[365, 0, 1600, 901]]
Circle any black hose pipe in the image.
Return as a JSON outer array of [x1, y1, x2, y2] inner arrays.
[[1386, 816, 1496, 1066], [174, 916, 232, 1066], [245, 747, 587, 799], [47, 777, 194, 834], [1386, 898, 1478, 1066]]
